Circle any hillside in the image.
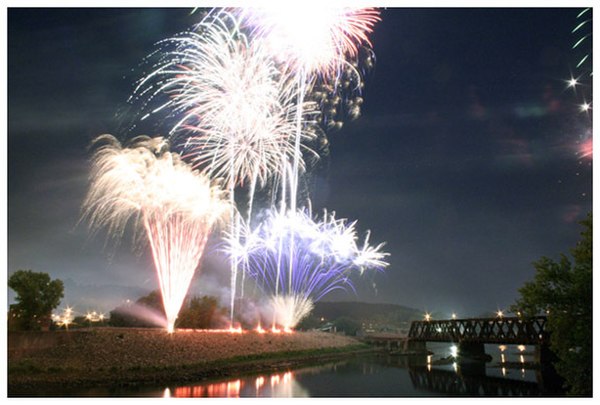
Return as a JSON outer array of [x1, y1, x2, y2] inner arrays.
[[302, 301, 422, 334]]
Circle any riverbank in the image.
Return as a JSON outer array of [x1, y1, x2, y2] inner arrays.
[[8, 328, 373, 395]]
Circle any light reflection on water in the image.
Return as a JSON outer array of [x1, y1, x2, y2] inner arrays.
[[164, 370, 308, 398], [158, 343, 549, 398], [20, 343, 556, 397]]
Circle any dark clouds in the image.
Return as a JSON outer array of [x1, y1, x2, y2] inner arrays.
[[7, 8, 592, 317]]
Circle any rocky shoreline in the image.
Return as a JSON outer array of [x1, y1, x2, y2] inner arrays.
[[8, 328, 373, 395]]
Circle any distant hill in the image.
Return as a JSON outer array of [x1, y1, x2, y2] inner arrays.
[[312, 301, 420, 321], [302, 301, 422, 333]]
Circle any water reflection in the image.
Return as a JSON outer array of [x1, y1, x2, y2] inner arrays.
[[160, 346, 553, 398], [408, 366, 541, 396], [165, 370, 308, 398], [56, 344, 561, 397]]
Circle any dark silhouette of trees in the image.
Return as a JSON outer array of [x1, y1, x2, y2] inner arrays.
[[176, 296, 224, 329], [512, 213, 592, 396], [8, 270, 64, 331], [135, 289, 164, 312]]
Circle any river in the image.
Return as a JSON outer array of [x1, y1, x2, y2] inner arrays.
[[50, 343, 564, 397]]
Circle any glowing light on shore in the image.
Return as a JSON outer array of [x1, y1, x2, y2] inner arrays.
[[82, 135, 229, 333], [52, 306, 75, 329], [85, 311, 106, 322]]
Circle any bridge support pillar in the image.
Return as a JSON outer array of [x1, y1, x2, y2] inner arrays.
[[404, 340, 427, 353], [458, 341, 488, 361], [457, 360, 486, 377]]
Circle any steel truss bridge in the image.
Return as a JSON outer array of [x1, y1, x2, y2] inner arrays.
[[408, 316, 549, 345]]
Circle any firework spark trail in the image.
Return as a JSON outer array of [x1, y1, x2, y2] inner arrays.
[[127, 8, 384, 326], [82, 135, 229, 332], [572, 8, 592, 74], [236, 7, 380, 78], [236, 7, 380, 208], [225, 208, 389, 329], [234, 8, 381, 293], [131, 11, 319, 194], [131, 12, 322, 323]]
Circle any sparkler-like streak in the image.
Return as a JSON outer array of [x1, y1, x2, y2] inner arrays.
[[235, 6, 381, 212], [132, 11, 319, 196], [237, 7, 380, 77], [124, 8, 385, 327], [82, 135, 229, 332], [131, 12, 321, 322], [226, 208, 389, 329], [572, 8, 592, 75], [235, 8, 382, 310]]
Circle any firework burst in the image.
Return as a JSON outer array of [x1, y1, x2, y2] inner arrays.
[[131, 11, 324, 323], [132, 11, 319, 192], [237, 6, 380, 77], [82, 135, 230, 332], [120, 7, 386, 327], [233, 6, 380, 215], [225, 208, 389, 329]]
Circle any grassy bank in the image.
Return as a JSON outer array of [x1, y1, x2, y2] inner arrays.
[[8, 328, 375, 394]]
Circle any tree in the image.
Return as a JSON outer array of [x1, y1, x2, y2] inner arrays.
[[8, 270, 64, 331], [176, 296, 223, 329], [135, 289, 164, 313], [511, 213, 592, 396]]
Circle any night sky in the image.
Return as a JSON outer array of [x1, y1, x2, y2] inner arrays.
[[7, 7, 593, 318]]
